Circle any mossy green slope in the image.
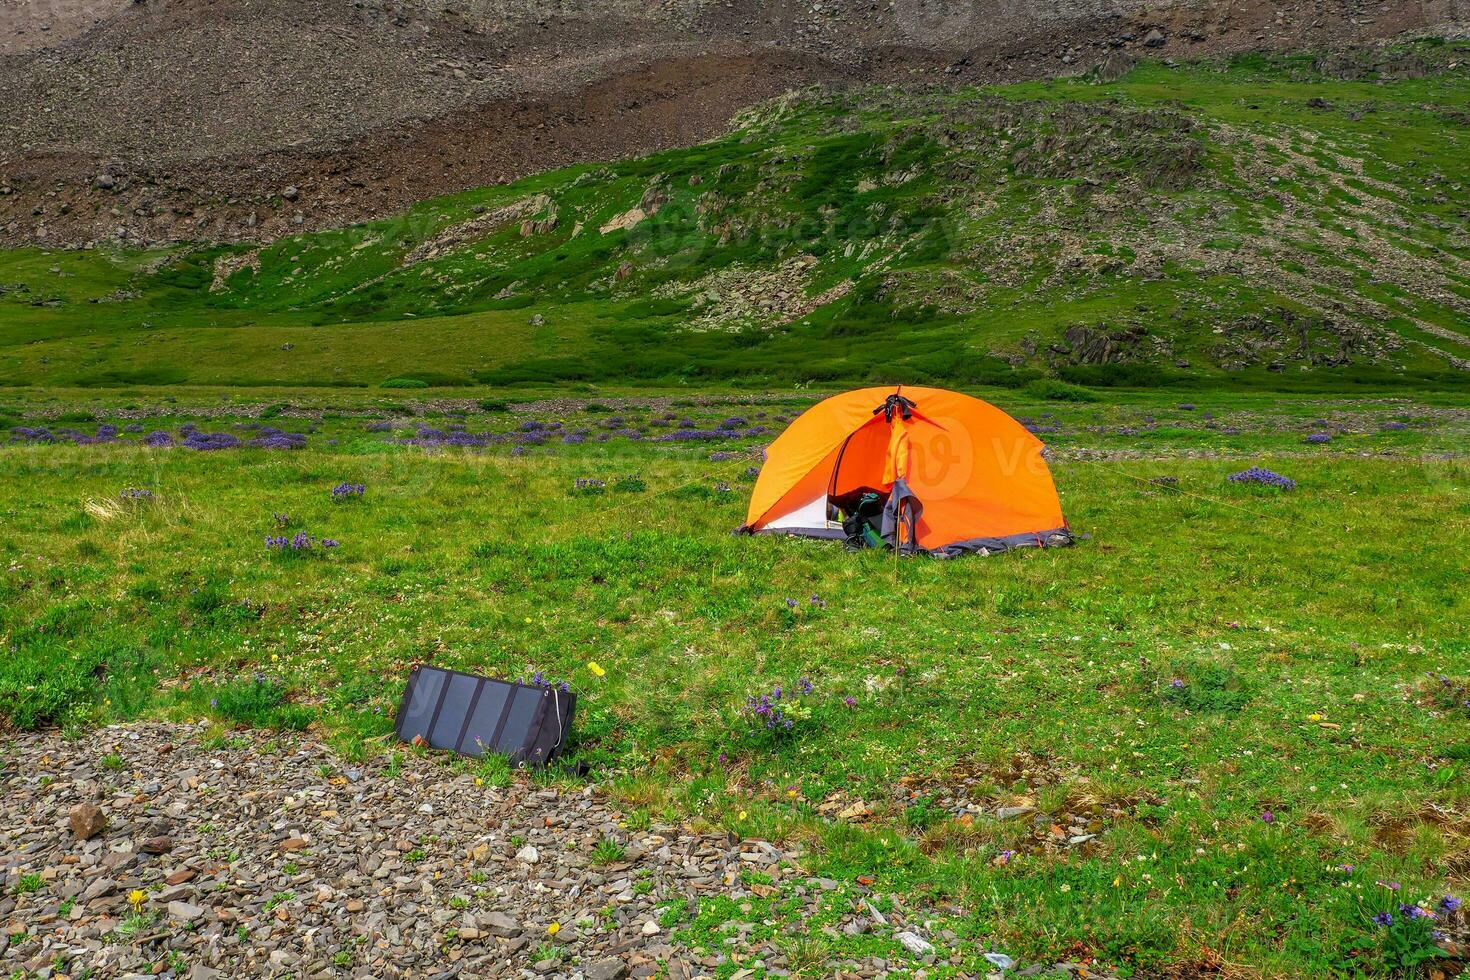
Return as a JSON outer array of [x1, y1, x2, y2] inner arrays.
[[1, 43, 1468, 390]]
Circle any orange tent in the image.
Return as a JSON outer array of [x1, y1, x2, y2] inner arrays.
[[740, 386, 1071, 557]]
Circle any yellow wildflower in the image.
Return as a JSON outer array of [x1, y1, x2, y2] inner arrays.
[[546, 922, 560, 936], [128, 889, 146, 912], [587, 661, 605, 678]]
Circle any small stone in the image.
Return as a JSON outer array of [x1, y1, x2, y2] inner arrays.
[[515, 844, 539, 864], [69, 803, 106, 840], [1143, 27, 1166, 47], [482, 911, 520, 937], [282, 185, 299, 201], [140, 836, 172, 854], [641, 920, 661, 936], [994, 805, 1035, 821], [93, 175, 116, 190], [279, 837, 308, 851], [585, 958, 628, 980], [167, 900, 205, 922], [895, 931, 934, 956]]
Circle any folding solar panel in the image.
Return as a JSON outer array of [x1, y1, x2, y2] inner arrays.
[[395, 666, 575, 767]]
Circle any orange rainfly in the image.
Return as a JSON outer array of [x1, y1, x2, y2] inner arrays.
[[739, 386, 1072, 558]]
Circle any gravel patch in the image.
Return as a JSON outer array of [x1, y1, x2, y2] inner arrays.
[[1, 724, 1092, 978]]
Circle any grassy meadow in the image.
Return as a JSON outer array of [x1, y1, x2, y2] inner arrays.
[[1, 384, 1467, 976], [2, 42, 1469, 392]]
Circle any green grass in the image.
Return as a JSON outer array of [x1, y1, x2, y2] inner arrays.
[[2, 43, 1468, 391], [0, 383, 1466, 976]]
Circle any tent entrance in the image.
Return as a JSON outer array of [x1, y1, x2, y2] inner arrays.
[[762, 490, 841, 535]]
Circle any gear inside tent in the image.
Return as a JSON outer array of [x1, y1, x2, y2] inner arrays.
[[739, 386, 1072, 558]]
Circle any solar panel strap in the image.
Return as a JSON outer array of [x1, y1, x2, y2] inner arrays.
[[452, 676, 488, 754]]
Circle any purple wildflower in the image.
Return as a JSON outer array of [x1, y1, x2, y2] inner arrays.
[[1373, 911, 1393, 927], [331, 482, 366, 499], [249, 428, 307, 450], [1260, 811, 1275, 824], [142, 430, 173, 447], [1304, 433, 1331, 444], [182, 430, 240, 451], [798, 677, 814, 695], [1228, 467, 1296, 490], [785, 597, 798, 609], [523, 669, 571, 693], [10, 426, 57, 443], [1170, 678, 1185, 688], [843, 696, 857, 707], [1441, 895, 1461, 913]]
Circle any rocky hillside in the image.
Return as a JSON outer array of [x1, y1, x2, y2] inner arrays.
[[1, 0, 1464, 246], [2, 44, 1467, 388]]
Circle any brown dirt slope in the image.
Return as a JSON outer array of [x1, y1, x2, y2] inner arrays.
[[0, 0, 1463, 246]]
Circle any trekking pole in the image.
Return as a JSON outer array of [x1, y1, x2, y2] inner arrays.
[[893, 496, 901, 585]]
